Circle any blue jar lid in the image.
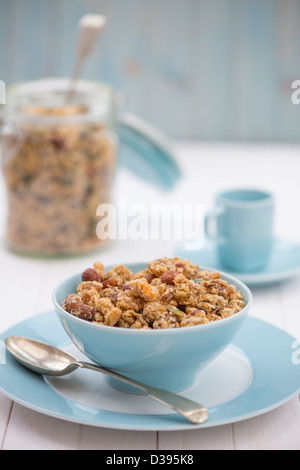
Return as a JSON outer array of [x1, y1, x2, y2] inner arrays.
[[118, 113, 181, 190]]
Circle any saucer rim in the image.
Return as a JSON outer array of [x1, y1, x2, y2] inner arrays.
[[176, 238, 300, 286]]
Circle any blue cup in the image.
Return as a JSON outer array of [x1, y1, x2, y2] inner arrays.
[[205, 189, 274, 272]]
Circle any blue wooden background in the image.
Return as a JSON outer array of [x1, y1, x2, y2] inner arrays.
[[0, 0, 300, 141]]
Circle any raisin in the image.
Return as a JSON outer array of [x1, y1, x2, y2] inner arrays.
[[102, 278, 119, 288]]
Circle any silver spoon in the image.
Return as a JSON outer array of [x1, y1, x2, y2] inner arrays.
[[5, 336, 209, 425]]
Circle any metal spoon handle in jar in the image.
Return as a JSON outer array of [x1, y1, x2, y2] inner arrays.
[[78, 361, 209, 425], [68, 14, 106, 100]]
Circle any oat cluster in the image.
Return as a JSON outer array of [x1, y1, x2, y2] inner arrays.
[[62, 257, 245, 329]]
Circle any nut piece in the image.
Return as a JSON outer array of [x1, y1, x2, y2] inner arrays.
[[167, 305, 185, 318], [82, 268, 101, 282], [160, 270, 177, 285], [63, 294, 96, 322]]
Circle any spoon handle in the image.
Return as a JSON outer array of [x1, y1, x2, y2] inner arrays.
[[67, 14, 106, 101], [77, 361, 209, 425]]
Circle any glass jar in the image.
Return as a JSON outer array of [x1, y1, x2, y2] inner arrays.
[[0, 78, 118, 256]]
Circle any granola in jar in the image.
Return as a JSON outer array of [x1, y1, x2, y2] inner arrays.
[[1, 79, 117, 256], [63, 257, 245, 329]]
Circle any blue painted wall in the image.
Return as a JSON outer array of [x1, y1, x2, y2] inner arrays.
[[0, 0, 300, 141]]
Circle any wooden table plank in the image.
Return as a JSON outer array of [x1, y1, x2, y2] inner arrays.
[[233, 397, 300, 450], [0, 394, 13, 450], [2, 403, 157, 450], [158, 425, 235, 450], [2, 404, 82, 450], [79, 427, 157, 451]]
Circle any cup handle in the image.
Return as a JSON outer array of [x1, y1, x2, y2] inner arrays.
[[205, 207, 226, 244]]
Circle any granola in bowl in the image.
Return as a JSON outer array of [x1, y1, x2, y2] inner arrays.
[[62, 257, 245, 329]]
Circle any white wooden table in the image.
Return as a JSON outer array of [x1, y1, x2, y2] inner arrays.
[[1, 142, 300, 450]]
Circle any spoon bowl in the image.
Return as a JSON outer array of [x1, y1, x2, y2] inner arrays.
[[5, 336, 209, 425], [5, 336, 79, 376]]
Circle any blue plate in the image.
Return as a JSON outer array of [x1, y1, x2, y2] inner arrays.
[[176, 239, 300, 287], [0, 311, 299, 431]]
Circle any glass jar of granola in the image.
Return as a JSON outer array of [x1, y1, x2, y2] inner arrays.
[[0, 78, 118, 256]]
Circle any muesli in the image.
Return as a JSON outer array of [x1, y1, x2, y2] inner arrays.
[[63, 257, 245, 329], [2, 105, 116, 255]]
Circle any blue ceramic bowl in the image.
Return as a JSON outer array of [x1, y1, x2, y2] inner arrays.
[[53, 263, 252, 393]]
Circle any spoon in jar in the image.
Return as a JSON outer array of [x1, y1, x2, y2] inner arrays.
[[67, 14, 107, 100], [5, 336, 209, 425]]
